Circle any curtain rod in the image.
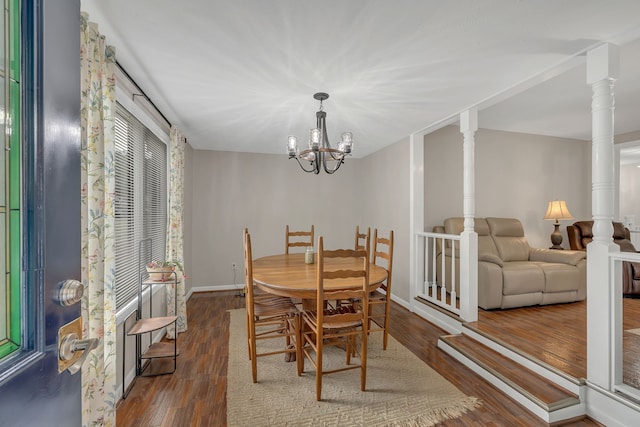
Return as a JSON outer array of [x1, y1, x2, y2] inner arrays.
[[116, 60, 172, 130]]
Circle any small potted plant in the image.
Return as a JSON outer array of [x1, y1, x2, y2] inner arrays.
[[146, 260, 186, 282]]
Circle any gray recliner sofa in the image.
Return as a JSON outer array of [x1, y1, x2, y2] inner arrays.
[[433, 217, 586, 310]]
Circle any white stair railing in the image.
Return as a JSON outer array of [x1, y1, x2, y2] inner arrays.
[[415, 230, 478, 322], [415, 231, 461, 315]]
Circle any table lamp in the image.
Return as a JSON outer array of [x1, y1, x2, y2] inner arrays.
[[544, 200, 573, 249]]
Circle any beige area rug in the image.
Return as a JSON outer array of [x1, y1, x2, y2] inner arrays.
[[627, 328, 640, 336], [227, 309, 481, 426]]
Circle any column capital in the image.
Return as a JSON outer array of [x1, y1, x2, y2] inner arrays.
[[587, 43, 619, 84], [460, 108, 478, 134]]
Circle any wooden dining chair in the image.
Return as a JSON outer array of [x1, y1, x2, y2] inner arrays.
[[298, 236, 370, 401], [285, 225, 314, 254], [354, 226, 370, 253], [243, 229, 300, 383], [367, 229, 394, 350], [336, 226, 370, 309]]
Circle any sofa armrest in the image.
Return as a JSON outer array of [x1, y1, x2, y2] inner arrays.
[[478, 261, 504, 309], [529, 247, 586, 265], [479, 252, 503, 266]]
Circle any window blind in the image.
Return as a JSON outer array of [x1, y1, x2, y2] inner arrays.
[[115, 103, 167, 309]]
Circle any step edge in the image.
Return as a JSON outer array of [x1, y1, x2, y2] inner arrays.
[[461, 322, 585, 387], [440, 334, 579, 411]]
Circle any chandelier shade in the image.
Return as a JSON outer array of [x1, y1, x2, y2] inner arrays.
[[287, 92, 353, 174]]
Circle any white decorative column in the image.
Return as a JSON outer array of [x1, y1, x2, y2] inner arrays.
[[586, 43, 619, 389], [409, 131, 424, 310], [459, 109, 478, 322]]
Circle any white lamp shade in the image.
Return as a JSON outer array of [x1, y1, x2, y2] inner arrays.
[[287, 136, 297, 155], [544, 200, 573, 221], [309, 128, 320, 149]]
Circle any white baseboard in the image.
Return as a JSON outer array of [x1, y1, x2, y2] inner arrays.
[[188, 284, 243, 298], [585, 381, 640, 427], [390, 293, 410, 310]]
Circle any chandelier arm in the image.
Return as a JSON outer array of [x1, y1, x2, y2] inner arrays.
[[322, 153, 344, 174], [328, 149, 343, 161], [290, 156, 319, 174], [319, 109, 347, 162], [320, 115, 332, 149]]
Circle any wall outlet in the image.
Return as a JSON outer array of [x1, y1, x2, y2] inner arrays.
[[231, 262, 236, 270]]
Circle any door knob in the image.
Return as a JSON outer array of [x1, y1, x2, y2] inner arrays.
[[54, 279, 84, 306], [58, 332, 101, 375]]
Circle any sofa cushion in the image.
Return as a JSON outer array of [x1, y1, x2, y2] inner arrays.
[[486, 217, 530, 262], [501, 262, 544, 295], [444, 217, 489, 235], [443, 217, 500, 261], [536, 262, 581, 293]]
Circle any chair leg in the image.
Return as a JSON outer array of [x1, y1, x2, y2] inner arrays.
[[360, 329, 367, 391], [383, 302, 390, 350], [316, 334, 323, 401], [246, 312, 251, 360], [296, 315, 304, 376], [249, 323, 258, 383], [285, 317, 292, 347]]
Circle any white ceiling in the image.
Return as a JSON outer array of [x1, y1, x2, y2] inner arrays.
[[81, 0, 640, 158]]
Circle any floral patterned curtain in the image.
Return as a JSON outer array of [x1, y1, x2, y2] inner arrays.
[[80, 13, 117, 427], [166, 126, 187, 338]]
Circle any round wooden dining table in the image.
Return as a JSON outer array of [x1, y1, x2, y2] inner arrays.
[[252, 253, 388, 301]]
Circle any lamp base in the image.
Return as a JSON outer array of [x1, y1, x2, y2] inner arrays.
[[549, 221, 564, 250]]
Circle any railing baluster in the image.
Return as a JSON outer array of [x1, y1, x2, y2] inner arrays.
[[423, 236, 429, 294], [439, 237, 445, 303], [430, 237, 437, 297], [451, 238, 457, 308]]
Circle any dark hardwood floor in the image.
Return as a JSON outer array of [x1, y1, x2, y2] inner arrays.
[[471, 298, 640, 387], [116, 291, 604, 426]]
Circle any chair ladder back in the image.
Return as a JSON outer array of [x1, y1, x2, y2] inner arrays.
[[354, 226, 371, 258], [286, 224, 315, 254], [315, 237, 370, 328], [373, 229, 394, 291], [243, 228, 256, 316]]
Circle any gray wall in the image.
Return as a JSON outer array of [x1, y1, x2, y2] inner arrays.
[[187, 142, 413, 303], [190, 151, 365, 288], [425, 126, 592, 249], [359, 138, 411, 302]]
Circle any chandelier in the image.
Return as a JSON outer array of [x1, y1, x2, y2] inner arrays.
[[287, 92, 353, 174]]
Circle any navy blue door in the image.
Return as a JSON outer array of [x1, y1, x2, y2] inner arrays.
[[0, 1, 82, 426]]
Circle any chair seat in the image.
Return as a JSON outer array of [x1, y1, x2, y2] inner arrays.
[[254, 295, 298, 317], [254, 293, 294, 305], [368, 290, 386, 302], [303, 306, 363, 330]]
